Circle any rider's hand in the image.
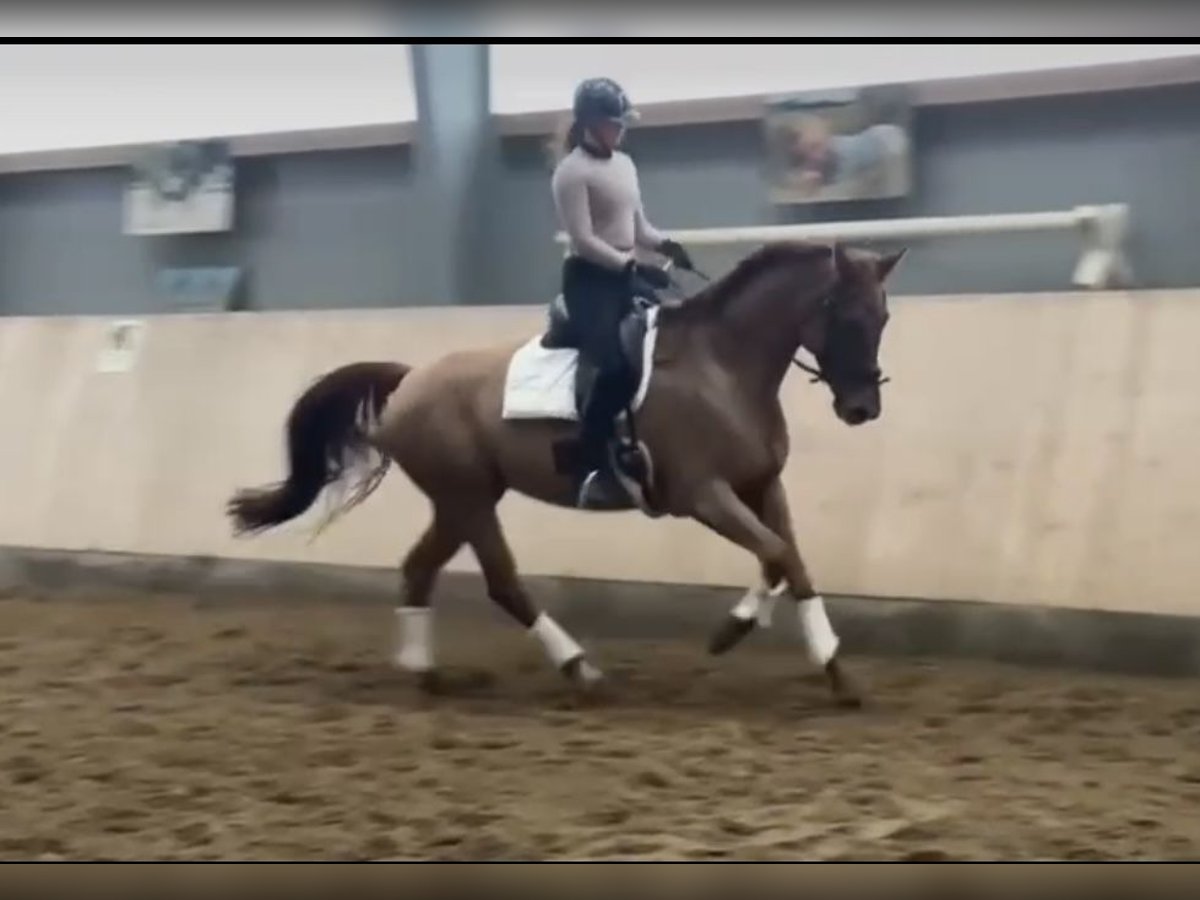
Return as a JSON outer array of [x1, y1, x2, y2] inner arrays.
[[657, 238, 694, 272]]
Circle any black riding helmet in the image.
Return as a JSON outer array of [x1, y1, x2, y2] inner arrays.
[[572, 77, 639, 126]]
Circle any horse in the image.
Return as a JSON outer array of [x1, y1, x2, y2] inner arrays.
[[226, 240, 905, 707]]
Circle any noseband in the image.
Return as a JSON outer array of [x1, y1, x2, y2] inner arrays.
[[791, 293, 890, 389], [791, 356, 890, 388]]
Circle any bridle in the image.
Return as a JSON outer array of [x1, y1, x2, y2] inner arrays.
[[661, 260, 890, 390], [792, 293, 891, 388]]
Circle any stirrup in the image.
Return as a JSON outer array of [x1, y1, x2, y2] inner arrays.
[[609, 438, 661, 518], [576, 467, 631, 512], [613, 440, 649, 483]]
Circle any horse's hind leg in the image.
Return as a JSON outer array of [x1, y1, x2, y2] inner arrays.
[[467, 507, 603, 690], [693, 479, 861, 708], [392, 512, 465, 690]]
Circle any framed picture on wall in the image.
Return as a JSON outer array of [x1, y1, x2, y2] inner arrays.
[[763, 84, 913, 205], [123, 138, 235, 235]]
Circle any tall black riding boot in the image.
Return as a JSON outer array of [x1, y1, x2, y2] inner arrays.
[[574, 374, 631, 511]]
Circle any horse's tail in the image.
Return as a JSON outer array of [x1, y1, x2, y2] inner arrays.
[[226, 361, 410, 536]]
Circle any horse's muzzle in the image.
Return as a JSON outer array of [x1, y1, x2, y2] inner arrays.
[[834, 395, 880, 426]]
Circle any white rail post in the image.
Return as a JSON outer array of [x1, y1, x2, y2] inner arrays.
[[1072, 204, 1132, 290]]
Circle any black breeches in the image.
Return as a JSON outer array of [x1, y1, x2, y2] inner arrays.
[[561, 257, 636, 469]]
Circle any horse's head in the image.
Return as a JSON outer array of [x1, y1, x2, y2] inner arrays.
[[664, 240, 905, 425], [803, 244, 905, 427]]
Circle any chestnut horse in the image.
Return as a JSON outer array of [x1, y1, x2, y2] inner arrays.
[[227, 240, 904, 707]]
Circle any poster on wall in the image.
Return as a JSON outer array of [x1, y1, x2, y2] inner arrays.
[[123, 138, 235, 235], [763, 85, 913, 205], [96, 320, 146, 374]]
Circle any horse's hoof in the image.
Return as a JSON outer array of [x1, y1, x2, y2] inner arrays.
[[708, 616, 756, 655], [564, 656, 604, 687], [416, 670, 444, 695], [834, 689, 864, 710], [825, 658, 864, 709], [562, 657, 607, 703]]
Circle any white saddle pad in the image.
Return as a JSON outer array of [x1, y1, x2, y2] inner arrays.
[[502, 306, 659, 421]]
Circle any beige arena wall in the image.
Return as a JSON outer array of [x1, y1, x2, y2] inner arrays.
[[1, 289, 1198, 618]]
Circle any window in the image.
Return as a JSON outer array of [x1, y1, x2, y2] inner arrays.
[[0, 43, 415, 159], [490, 42, 1200, 116]]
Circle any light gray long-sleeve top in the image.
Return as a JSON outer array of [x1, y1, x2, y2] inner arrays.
[[551, 147, 666, 271]]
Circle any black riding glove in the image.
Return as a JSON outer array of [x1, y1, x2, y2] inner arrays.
[[626, 259, 671, 291], [657, 238, 695, 272]]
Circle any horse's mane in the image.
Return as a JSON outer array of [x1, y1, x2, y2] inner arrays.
[[662, 239, 834, 322]]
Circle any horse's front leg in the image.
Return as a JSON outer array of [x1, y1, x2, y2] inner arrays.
[[757, 478, 861, 706], [692, 479, 861, 708]]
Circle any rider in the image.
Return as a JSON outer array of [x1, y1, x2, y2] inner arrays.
[[552, 76, 694, 510]]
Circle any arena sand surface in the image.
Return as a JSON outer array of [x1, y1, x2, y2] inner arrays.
[[1, 593, 1199, 861]]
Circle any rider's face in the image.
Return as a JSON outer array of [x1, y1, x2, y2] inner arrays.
[[591, 120, 626, 151]]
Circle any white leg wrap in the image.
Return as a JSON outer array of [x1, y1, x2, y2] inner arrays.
[[798, 595, 839, 666], [730, 580, 786, 627], [394, 607, 433, 673], [730, 588, 761, 620], [530, 612, 584, 669]]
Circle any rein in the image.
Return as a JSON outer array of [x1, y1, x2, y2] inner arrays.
[[662, 261, 889, 389]]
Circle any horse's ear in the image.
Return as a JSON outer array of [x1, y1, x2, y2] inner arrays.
[[875, 248, 907, 282], [828, 241, 852, 283]]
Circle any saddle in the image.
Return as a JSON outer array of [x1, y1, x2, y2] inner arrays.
[[540, 292, 654, 418]]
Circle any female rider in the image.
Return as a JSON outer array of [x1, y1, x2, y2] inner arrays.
[[551, 77, 693, 510]]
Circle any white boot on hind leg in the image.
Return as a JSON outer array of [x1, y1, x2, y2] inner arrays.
[[530, 612, 603, 685], [393, 606, 434, 673]]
